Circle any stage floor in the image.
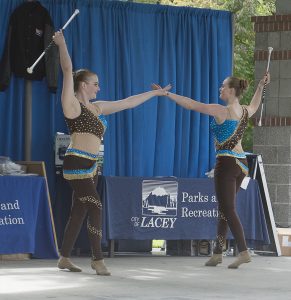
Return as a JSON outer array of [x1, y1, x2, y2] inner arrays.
[[0, 253, 290, 300]]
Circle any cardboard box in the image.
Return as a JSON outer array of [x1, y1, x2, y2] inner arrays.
[[0, 254, 30, 261], [277, 228, 291, 256]]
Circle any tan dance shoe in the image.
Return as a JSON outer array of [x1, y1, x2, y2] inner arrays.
[[228, 250, 251, 269], [91, 259, 111, 276], [57, 256, 82, 272], [205, 253, 222, 266]]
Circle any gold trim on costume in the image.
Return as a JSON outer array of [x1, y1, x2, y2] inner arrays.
[[219, 211, 228, 222], [235, 158, 249, 176], [215, 106, 248, 149], [216, 152, 246, 158], [79, 195, 102, 209], [217, 234, 225, 249], [65, 150, 98, 160], [87, 222, 102, 238], [63, 164, 98, 180]]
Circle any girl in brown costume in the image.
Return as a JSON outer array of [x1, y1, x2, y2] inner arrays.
[[153, 72, 270, 269], [53, 31, 171, 275]]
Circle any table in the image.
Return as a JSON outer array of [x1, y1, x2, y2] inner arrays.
[[0, 176, 59, 258], [103, 177, 270, 247]]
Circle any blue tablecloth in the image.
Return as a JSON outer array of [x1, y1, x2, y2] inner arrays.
[[0, 176, 59, 258], [104, 177, 270, 246]]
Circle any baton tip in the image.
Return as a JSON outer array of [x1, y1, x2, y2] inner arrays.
[[27, 67, 33, 74], [75, 9, 80, 14]]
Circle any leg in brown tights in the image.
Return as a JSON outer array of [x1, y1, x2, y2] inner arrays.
[[60, 174, 103, 261], [213, 158, 247, 254]]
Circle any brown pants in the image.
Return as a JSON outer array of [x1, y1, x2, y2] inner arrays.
[[61, 155, 103, 261], [213, 156, 248, 254]]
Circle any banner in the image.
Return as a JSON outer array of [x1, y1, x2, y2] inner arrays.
[[0, 176, 59, 258], [104, 177, 270, 246]]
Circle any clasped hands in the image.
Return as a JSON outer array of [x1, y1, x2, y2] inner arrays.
[[151, 83, 171, 96]]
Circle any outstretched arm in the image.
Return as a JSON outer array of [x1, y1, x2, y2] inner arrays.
[[246, 72, 270, 117], [152, 84, 226, 120], [96, 84, 171, 115], [52, 31, 79, 118]]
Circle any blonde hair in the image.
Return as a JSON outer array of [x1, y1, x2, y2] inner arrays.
[[72, 69, 96, 92]]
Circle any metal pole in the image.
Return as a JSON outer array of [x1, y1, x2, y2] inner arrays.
[[24, 79, 32, 161]]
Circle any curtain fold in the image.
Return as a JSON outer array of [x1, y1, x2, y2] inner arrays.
[[0, 0, 232, 187]]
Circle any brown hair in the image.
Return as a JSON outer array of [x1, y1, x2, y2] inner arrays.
[[227, 77, 249, 98], [73, 69, 96, 92]]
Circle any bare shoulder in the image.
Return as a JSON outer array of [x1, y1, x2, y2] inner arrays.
[[92, 101, 103, 114], [213, 104, 228, 121]]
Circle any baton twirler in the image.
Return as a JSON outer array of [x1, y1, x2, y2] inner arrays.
[[27, 9, 80, 74], [258, 46, 273, 127]]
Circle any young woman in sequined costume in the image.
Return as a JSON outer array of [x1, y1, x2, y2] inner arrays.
[[52, 31, 171, 275], [153, 72, 270, 269]]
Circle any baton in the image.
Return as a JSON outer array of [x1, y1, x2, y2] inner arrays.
[[258, 47, 273, 127], [27, 9, 80, 74]]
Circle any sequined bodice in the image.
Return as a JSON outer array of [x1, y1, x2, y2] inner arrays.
[[210, 119, 239, 143], [65, 102, 107, 139], [210, 106, 248, 156]]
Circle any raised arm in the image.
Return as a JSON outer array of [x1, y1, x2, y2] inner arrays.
[[96, 84, 171, 115], [152, 84, 227, 120], [246, 72, 270, 117], [52, 31, 79, 118], [167, 92, 226, 116]]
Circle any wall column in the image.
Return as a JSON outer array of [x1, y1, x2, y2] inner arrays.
[[252, 0, 291, 227]]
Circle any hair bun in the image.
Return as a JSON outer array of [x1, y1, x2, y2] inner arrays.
[[239, 79, 248, 91]]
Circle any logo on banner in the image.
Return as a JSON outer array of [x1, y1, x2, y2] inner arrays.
[[131, 180, 178, 229], [142, 180, 177, 216]]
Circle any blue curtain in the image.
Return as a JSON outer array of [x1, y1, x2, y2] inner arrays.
[[0, 0, 232, 191]]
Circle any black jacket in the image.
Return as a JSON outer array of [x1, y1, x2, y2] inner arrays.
[[0, 1, 59, 93]]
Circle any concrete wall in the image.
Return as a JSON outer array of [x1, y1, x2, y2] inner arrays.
[[276, 0, 291, 14], [253, 127, 291, 226], [252, 0, 291, 227]]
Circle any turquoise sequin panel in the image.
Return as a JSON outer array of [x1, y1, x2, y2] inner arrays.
[[210, 119, 239, 144], [98, 114, 107, 128]]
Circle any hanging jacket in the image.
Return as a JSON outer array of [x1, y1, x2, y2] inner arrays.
[[0, 1, 59, 93]]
